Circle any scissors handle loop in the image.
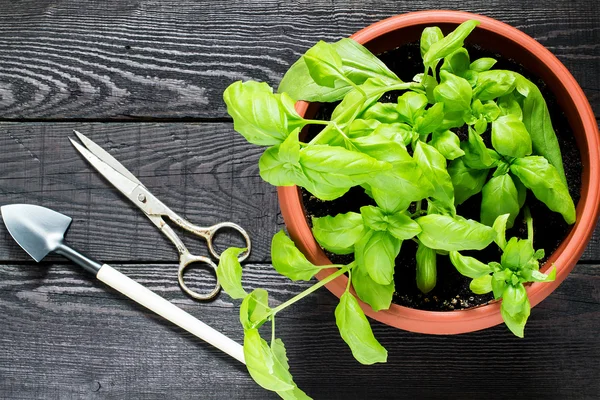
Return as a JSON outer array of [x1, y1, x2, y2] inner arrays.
[[204, 222, 251, 262], [177, 254, 221, 301], [174, 217, 251, 262]]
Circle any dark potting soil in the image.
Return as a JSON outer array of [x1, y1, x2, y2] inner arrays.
[[300, 42, 582, 311]]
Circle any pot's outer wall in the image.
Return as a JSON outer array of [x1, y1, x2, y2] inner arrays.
[[278, 10, 600, 334]]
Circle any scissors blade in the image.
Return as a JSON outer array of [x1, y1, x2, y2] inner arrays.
[[70, 138, 140, 198], [72, 130, 143, 186]]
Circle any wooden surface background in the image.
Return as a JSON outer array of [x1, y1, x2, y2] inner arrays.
[[0, 1, 598, 399]]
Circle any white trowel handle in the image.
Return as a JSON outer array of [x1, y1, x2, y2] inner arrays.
[[96, 264, 245, 364]]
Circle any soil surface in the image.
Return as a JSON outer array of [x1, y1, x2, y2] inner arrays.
[[301, 42, 582, 311]]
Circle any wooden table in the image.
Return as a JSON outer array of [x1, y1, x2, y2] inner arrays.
[[0, 1, 598, 399]]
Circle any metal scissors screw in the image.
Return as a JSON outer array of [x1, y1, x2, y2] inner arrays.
[[70, 130, 251, 301]]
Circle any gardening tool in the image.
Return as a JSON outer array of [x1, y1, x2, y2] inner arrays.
[[0, 204, 245, 364], [69, 130, 251, 301]]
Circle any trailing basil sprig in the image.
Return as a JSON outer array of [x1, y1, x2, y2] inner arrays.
[[217, 231, 385, 399]]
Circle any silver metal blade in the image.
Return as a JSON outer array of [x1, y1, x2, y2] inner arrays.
[[72, 130, 143, 186], [70, 138, 140, 198], [1, 204, 72, 262]]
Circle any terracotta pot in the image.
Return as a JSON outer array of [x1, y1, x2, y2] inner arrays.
[[278, 10, 600, 334]]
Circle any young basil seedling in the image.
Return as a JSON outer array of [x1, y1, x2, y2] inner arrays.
[[450, 210, 556, 337]]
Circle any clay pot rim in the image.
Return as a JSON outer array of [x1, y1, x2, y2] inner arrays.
[[278, 10, 600, 334]]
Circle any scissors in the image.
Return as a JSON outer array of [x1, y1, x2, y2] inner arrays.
[[69, 130, 251, 301]]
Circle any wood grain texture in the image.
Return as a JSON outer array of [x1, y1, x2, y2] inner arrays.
[[0, 261, 598, 399], [0, 1, 599, 399], [0, 123, 280, 263], [0, 0, 597, 120], [2, 122, 600, 264]]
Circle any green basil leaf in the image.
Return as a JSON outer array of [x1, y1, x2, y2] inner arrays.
[[216, 247, 248, 299], [439, 110, 467, 130], [312, 212, 364, 255], [473, 70, 517, 101], [278, 384, 311, 400], [430, 130, 465, 160], [414, 102, 445, 135], [348, 119, 381, 138], [493, 159, 511, 177], [472, 99, 501, 122], [481, 174, 521, 228], [278, 128, 301, 165], [369, 154, 434, 212], [335, 291, 388, 364], [224, 81, 299, 145], [270, 338, 290, 370], [461, 126, 495, 169], [396, 91, 428, 124], [333, 38, 401, 84], [373, 123, 414, 146], [414, 141, 455, 209], [351, 133, 410, 163], [433, 70, 473, 112], [420, 26, 444, 58], [271, 230, 321, 281], [448, 157, 489, 205], [491, 114, 532, 158], [501, 237, 535, 271], [299, 144, 390, 200], [449, 251, 492, 279], [352, 261, 394, 312], [515, 74, 566, 184], [323, 79, 389, 138], [240, 289, 271, 330], [259, 146, 302, 187], [469, 57, 497, 72], [279, 38, 400, 102], [497, 93, 523, 119], [362, 102, 401, 123], [473, 116, 487, 134], [492, 272, 508, 299], [502, 283, 529, 316], [272, 340, 312, 400], [243, 329, 295, 392], [423, 20, 480, 69], [386, 212, 422, 240], [355, 230, 401, 285], [303, 40, 346, 88], [521, 266, 557, 283], [510, 156, 576, 224], [360, 205, 388, 231], [492, 213, 510, 250], [416, 242, 437, 293], [416, 214, 495, 251], [534, 248, 545, 260], [470, 274, 493, 294], [426, 198, 456, 216], [440, 48, 471, 77], [279, 58, 351, 102], [360, 203, 419, 238], [501, 294, 530, 338], [512, 174, 527, 209]]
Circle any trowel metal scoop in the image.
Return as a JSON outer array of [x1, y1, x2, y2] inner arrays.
[[1, 204, 245, 364]]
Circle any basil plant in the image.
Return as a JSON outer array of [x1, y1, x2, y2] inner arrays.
[[219, 20, 576, 399]]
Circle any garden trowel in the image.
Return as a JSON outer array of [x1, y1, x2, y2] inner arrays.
[[0, 204, 245, 364]]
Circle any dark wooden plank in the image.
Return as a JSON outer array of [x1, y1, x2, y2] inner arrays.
[[0, 123, 280, 263], [0, 1, 597, 120], [2, 122, 600, 264], [0, 261, 597, 399]]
